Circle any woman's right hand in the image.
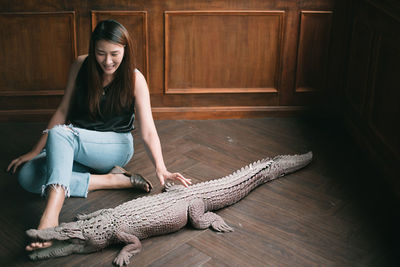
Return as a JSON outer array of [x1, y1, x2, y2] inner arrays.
[[7, 150, 38, 174]]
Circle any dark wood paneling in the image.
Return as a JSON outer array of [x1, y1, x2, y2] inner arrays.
[[91, 11, 149, 81], [345, 19, 374, 116], [0, 12, 76, 93], [164, 11, 284, 95], [343, 0, 400, 195], [369, 36, 400, 159], [295, 11, 333, 93], [0, 0, 341, 121], [0, 109, 53, 122], [0, 12, 76, 120], [0, 95, 62, 110]]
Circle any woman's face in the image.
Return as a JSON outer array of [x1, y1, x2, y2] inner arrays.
[[95, 39, 125, 75]]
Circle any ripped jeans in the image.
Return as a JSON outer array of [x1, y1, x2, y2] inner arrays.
[[17, 125, 134, 198]]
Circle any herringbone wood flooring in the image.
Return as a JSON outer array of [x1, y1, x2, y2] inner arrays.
[[0, 118, 399, 266]]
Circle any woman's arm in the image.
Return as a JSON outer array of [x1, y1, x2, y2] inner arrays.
[[7, 55, 86, 173], [134, 71, 191, 187]]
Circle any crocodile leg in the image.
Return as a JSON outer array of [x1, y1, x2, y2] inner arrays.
[[113, 231, 142, 267], [188, 199, 234, 232]]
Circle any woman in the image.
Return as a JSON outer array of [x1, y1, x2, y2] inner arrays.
[[6, 20, 191, 251]]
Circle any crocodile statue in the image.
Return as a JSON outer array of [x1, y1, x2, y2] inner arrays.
[[26, 152, 312, 266]]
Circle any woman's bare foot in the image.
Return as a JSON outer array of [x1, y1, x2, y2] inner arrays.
[[25, 213, 59, 251], [26, 185, 65, 251]]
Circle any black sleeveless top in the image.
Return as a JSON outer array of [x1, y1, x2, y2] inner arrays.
[[67, 58, 135, 133]]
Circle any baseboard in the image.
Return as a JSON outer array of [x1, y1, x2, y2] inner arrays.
[[0, 109, 54, 122], [152, 106, 311, 120], [0, 106, 314, 122]]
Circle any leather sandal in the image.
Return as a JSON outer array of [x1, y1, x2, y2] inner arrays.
[[110, 166, 153, 192]]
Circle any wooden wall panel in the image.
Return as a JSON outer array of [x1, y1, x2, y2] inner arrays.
[[0, 12, 76, 94], [295, 11, 333, 93], [0, 0, 342, 121], [0, 12, 76, 120], [91, 11, 149, 80], [369, 36, 400, 159], [343, 0, 400, 196], [345, 19, 374, 116], [164, 11, 284, 94]]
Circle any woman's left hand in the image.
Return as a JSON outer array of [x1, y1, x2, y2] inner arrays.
[[156, 169, 192, 188]]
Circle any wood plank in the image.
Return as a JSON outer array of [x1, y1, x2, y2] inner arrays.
[[188, 230, 269, 267], [146, 243, 211, 267]]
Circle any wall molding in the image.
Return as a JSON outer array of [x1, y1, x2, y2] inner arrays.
[[295, 10, 333, 93], [0, 90, 65, 96], [0, 11, 77, 92], [0, 106, 310, 121], [164, 10, 285, 95], [152, 105, 309, 119]]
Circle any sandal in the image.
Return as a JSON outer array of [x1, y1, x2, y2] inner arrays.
[[110, 166, 153, 192]]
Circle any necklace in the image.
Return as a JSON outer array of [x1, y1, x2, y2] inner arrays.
[[102, 79, 113, 96], [102, 85, 110, 96]]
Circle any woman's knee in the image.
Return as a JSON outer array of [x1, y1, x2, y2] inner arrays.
[[46, 125, 76, 148], [46, 125, 73, 138]]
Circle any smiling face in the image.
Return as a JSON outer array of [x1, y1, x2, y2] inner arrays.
[[95, 39, 125, 76]]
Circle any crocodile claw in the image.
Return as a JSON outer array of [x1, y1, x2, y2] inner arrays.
[[113, 251, 131, 266], [211, 221, 234, 233]]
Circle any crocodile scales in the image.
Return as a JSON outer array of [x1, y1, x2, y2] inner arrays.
[[26, 152, 313, 266]]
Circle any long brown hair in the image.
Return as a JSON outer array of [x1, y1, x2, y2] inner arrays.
[[86, 19, 136, 118]]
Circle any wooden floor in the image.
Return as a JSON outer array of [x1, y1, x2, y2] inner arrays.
[[1, 118, 399, 266]]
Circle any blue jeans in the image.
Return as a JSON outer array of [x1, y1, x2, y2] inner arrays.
[[18, 125, 134, 198]]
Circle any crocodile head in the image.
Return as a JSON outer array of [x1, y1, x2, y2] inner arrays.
[[268, 151, 313, 179], [26, 221, 96, 260]]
